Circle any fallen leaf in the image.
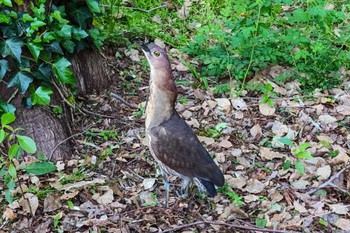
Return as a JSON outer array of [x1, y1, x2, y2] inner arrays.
[[96, 189, 114, 205], [259, 103, 275, 116], [226, 175, 246, 190], [293, 200, 308, 214], [198, 136, 215, 145], [250, 124, 262, 139], [43, 194, 62, 212], [20, 193, 39, 215], [245, 179, 265, 194], [259, 147, 286, 160], [125, 48, 140, 62], [316, 165, 331, 180], [215, 98, 231, 113], [336, 105, 350, 115], [3, 208, 16, 220], [218, 139, 232, 148], [318, 114, 337, 124], [142, 178, 156, 190], [335, 218, 350, 230], [231, 98, 248, 110], [291, 180, 309, 190], [329, 203, 349, 215]]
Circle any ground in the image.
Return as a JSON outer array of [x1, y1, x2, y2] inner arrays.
[[1, 45, 350, 233]]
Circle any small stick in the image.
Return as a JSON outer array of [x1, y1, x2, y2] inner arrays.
[[307, 164, 350, 195], [162, 220, 292, 233], [110, 92, 138, 109]]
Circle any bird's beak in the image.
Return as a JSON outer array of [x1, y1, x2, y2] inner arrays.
[[137, 41, 150, 53]]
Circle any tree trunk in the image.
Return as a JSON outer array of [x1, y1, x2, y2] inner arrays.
[[1, 49, 112, 161]]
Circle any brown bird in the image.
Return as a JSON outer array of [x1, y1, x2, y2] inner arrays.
[[140, 42, 225, 207]]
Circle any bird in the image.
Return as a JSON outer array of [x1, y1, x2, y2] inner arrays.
[[140, 42, 225, 207]]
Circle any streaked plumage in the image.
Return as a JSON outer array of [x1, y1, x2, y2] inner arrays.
[[140, 42, 225, 206]]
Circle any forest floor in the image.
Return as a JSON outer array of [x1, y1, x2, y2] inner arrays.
[[2, 44, 350, 233]]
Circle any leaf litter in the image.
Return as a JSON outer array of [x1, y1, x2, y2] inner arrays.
[[1, 46, 350, 233]]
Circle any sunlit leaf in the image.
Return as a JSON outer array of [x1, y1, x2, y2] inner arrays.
[[31, 86, 53, 105], [1, 112, 16, 125], [16, 135, 37, 153], [52, 57, 75, 84]]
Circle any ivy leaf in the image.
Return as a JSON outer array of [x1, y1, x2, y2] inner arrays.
[[0, 59, 10, 80], [72, 27, 89, 40], [52, 57, 75, 84], [46, 41, 64, 55], [43, 31, 55, 42], [86, 0, 100, 13], [22, 13, 34, 22], [57, 24, 72, 38], [1, 0, 12, 7], [27, 42, 43, 62], [0, 13, 11, 24], [0, 37, 24, 62], [20, 161, 57, 175], [71, 7, 92, 27], [16, 135, 37, 153], [34, 63, 52, 82], [30, 19, 46, 31], [7, 71, 33, 93], [31, 86, 53, 105], [1, 112, 16, 125], [62, 40, 75, 53], [0, 101, 16, 113]]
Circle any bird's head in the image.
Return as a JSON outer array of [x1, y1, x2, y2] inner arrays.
[[139, 43, 172, 76]]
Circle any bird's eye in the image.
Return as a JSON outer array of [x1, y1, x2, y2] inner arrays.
[[153, 51, 161, 57]]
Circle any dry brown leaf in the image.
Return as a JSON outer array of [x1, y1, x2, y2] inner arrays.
[[245, 179, 265, 194], [19, 193, 39, 215], [96, 189, 114, 205], [316, 165, 331, 180], [198, 136, 215, 145], [215, 98, 231, 113], [226, 175, 246, 190], [318, 114, 337, 124], [250, 124, 262, 139], [43, 194, 62, 212], [259, 103, 275, 116], [231, 98, 248, 110], [335, 218, 350, 230], [336, 105, 350, 115], [3, 208, 16, 220], [259, 147, 286, 160], [218, 139, 233, 148], [293, 200, 308, 214], [329, 203, 349, 215], [142, 178, 156, 190]]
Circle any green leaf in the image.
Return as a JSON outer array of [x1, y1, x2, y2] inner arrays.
[[0, 101, 16, 113], [295, 161, 304, 175], [278, 137, 293, 146], [296, 151, 313, 159], [43, 31, 55, 42], [72, 27, 89, 40], [52, 57, 75, 84], [1, 0, 12, 7], [298, 143, 311, 151], [16, 135, 37, 153], [22, 13, 34, 22], [0, 13, 11, 24], [27, 42, 43, 62], [31, 86, 53, 105], [0, 37, 24, 62], [8, 143, 21, 159], [255, 218, 267, 228], [71, 7, 92, 27], [86, 0, 100, 13], [58, 24, 72, 38], [6, 178, 15, 189], [8, 163, 17, 179], [7, 71, 33, 94], [46, 41, 64, 55], [20, 161, 57, 175], [283, 160, 291, 170], [1, 112, 16, 125], [30, 19, 46, 31], [62, 40, 75, 53], [215, 122, 228, 132], [5, 189, 13, 204], [0, 59, 10, 80], [34, 63, 52, 82], [67, 200, 74, 208], [0, 129, 5, 143]]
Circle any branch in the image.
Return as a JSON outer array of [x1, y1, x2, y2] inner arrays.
[[307, 164, 350, 195], [110, 92, 138, 109], [162, 220, 292, 233]]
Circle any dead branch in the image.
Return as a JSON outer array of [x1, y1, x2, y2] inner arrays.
[[162, 220, 293, 233], [110, 92, 138, 109], [307, 164, 350, 195]]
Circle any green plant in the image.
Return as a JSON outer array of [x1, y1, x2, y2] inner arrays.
[[217, 183, 243, 206], [292, 143, 313, 175], [185, 0, 350, 92], [201, 122, 228, 138], [256, 218, 267, 228]]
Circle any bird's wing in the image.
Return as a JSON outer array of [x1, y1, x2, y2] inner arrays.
[[148, 112, 224, 186]]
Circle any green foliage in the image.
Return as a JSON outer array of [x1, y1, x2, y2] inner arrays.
[[0, 0, 103, 111], [185, 0, 350, 92], [255, 218, 267, 228], [217, 183, 243, 206]]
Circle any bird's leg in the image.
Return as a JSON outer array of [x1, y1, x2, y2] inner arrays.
[[179, 177, 191, 198], [162, 169, 170, 208]]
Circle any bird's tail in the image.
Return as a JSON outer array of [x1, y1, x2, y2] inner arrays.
[[199, 179, 217, 197]]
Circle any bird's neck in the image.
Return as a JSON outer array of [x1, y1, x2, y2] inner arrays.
[[145, 70, 177, 129]]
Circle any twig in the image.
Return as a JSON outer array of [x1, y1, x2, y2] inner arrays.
[[48, 131, 84, 161], [162, 220, 292, 233], [307, 164, 350, 195], [52, 81, 76, 109], [110, 92, 138, 109]]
